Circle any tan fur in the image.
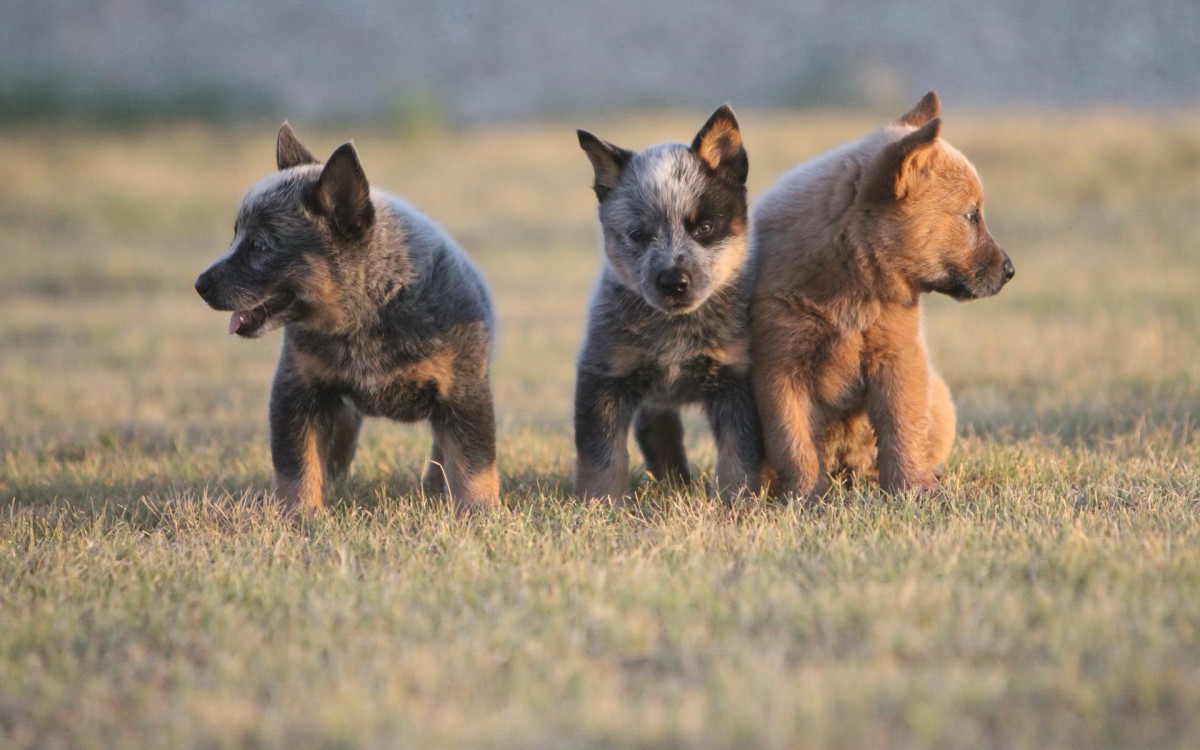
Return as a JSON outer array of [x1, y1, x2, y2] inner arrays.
[[751, 92, 1010, 501], [703, 233, 751, 299], [290, 348, 336, 387], [391, 350, 457, 400], [701, 339, 750, 369], [300, 258, 346, 332], [696, 118, 743, 171], [603, 339, 748, 380], [291, 345, 456, 400], [898, 90, 941, 126], [926, 368, 956, 469], [436, 429, 501, 511]]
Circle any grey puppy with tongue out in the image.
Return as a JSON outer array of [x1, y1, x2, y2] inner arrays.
[[194, 123, 499, 512]]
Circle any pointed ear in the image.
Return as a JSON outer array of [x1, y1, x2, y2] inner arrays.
[[897, 91, 941, 126], [691, 104, 748, 185], [276, 121, 318, 170], [309, 142, 375, 239], [865, 118, 942, 202], [577, 130, 633, 202]]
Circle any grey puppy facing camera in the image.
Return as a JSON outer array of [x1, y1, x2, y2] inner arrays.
[[574, 106, 764, 503]]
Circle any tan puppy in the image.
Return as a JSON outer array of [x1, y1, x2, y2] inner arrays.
[[750, 92, 1014, 501]]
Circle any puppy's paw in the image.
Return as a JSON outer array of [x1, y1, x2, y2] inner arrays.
[[908, 473, 948, 502]]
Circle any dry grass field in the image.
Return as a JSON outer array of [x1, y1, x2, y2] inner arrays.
[[1, 109, 1199, 748]]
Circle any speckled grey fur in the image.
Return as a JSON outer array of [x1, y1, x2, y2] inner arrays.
[[573, 106, 763, 502], [195, 124, 498, 510]]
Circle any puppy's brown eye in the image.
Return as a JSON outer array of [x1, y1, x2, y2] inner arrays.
[[965, 209, 980, 225], [628, 229, 648, 243], [693, 222, 714, 238]]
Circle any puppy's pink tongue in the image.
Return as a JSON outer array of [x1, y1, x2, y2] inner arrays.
[[228, 311, 247, 335]]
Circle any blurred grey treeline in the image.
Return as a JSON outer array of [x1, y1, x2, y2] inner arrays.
[[0, 0, 1195, 124]]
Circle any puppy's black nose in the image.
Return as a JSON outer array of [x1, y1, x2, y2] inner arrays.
[[194, 273, 212, 297], [657, 269, 690, 297], [1002, 259, 1015, 281]]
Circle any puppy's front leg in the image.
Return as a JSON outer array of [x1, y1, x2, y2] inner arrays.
[[705, 371, 764, 503], [269, 366, 343, 512], [574, 369, 638, 503], [752, 361, 826, 502], [863, 308, 937, 493]]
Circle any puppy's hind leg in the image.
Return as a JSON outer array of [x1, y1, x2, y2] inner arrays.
[[324, 397, 363, 479], [433, 381, 500, 511], [634, 405, 691, 485], [824, 411, 877, 484]]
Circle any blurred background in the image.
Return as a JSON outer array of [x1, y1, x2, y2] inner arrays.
[[1, 0, 1196, 125]]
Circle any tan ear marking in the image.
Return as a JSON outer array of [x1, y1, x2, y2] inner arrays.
[[696, 119, 742, 170]]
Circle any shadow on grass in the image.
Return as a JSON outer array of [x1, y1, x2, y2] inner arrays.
[[1, 424, 266, 513]]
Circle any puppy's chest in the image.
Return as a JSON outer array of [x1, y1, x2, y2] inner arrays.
[[819, 336, 868, 412], [287, 335, 455, 418], [606, 329, 749, 401], [784, 296, 876, 414]]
